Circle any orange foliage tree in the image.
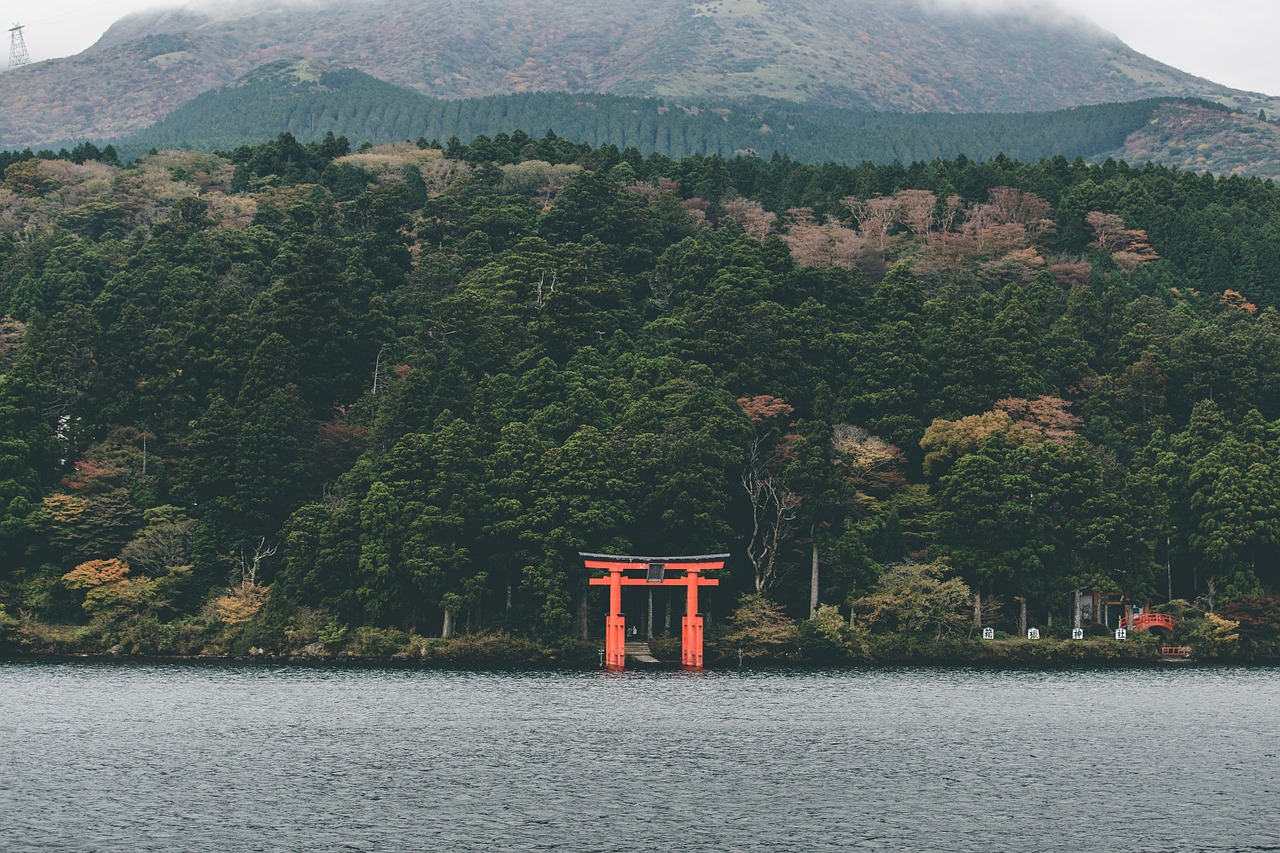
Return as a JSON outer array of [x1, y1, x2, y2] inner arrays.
[[994, 396, 1083, 444], [213, 586, 270, 625], [62, 558, 130, 589], [1220, 289, 1258, 313]]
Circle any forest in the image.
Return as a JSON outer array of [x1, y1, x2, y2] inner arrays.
[[1, 131, 1279, 663], [31, 59, 1280, 184], [111, 66, 1176, 167]]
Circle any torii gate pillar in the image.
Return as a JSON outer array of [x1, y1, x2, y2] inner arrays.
[[682, 565, 706, 668], [604, 565, 626, 669], [583, 553, 726, 671]]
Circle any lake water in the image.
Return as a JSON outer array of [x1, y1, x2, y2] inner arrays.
[[1, 662, 1278, 852]]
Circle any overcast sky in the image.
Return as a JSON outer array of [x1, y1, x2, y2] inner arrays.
[[6, 0, 1280, 96]]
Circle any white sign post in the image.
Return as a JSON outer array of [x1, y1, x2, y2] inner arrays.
[[982, 627, 995, 640], [1027, 628, 1040, 640], [1115, 628, 1127, 641], [1071, 628, 1084, 640]]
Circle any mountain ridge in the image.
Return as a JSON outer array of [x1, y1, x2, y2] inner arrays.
[[3, 0, 1279, 148]]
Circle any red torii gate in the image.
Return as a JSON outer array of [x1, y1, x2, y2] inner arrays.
[[582, 552, 726, 671]]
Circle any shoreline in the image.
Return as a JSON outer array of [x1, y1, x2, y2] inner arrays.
[[4, 644, 1271, 669]]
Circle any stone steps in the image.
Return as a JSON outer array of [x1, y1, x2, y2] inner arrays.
[[624, 641, 660, 664]]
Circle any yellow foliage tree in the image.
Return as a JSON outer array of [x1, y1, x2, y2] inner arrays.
[[1192, 612, 1242, 659], [83, 576, 157, 617], [919, 410, 1016, 478]]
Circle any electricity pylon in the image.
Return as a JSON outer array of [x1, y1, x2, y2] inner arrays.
[[8, 23, 30, 69]]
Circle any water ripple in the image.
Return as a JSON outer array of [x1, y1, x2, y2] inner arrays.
[[1, 662, 1278, 851]]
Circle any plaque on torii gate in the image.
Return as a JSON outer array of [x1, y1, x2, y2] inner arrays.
[[582, 552, 726, 670]]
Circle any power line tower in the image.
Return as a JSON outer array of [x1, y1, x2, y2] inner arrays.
[[8, 23, 30, 69]]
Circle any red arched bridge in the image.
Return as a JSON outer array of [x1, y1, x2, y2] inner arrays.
[[1122, 612, 1175, 639]]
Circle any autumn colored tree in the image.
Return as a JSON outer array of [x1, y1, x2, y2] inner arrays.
[[1086, 210, 1160, 271]]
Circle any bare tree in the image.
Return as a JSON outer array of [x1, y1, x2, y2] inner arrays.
[[1086, 211, 1160, 271], [784, 207, 864, 269], [722, 196, 777, 240], [843, 195, 900, 254], [894, 189, 938, 241], [230, 538, 278, 591], [989, 187, 1054, 239], [121, 519, 196, 577], [534, 270, 557, 311], [742, 446, 802, 595], [0, 315, 25, 368], [739, 395, 800, 594], [938, 194, 964, 243]]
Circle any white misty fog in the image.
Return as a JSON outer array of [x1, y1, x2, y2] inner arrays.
[[10, 0, 1280, 95], [933, 0, 1280, 94]]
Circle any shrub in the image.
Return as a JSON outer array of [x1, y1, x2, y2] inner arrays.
[[849, 560, 972, 637], [1191, 612, 1243, 661], [715, 594, 800, 662], [346, 626, 410, 658], [798, 604, 853, 663], [0, 604, 16, 648], [1220, 594, 1280, 661]]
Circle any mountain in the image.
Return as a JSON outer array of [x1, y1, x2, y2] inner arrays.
[[112, 59, 1180, 166], [1100, 102, 1280, 180], [3, 0, 1279, 148]]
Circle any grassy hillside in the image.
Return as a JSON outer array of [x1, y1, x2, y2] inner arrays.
[[1099, 102, 1280, 181]]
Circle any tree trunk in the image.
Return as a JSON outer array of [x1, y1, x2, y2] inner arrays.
[[1018, 597, 1027, 636], [442, 608, 456, 639], [577, 587, 589, 641], [973, 593, 982, 628], [506, 585, 512, 611], [664, 594, 671, 636], [1073, 589, 1082, 630], [647, 589, 654, 639], [809, 535, 819, 620]]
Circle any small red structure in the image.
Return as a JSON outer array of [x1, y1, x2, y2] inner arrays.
[[1127, 612, 1175, 638], [582, 552, 726, 670]]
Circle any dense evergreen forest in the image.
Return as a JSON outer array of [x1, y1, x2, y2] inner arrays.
[[2, 131, 1279, 662], [100, 64, 1186, 168]]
